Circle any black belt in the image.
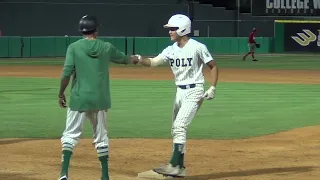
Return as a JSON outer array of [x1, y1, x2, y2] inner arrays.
[[178, 84, 196, 89]]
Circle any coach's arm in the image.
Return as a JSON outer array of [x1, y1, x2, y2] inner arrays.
[[109, 44, 139, 64], [59, 45, 75, 108]]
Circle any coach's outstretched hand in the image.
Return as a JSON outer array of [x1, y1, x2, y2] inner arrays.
[[130, 55, 140, 64], [203, 86, 216, 100]]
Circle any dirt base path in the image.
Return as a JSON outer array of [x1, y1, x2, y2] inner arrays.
[[0, 65, 319, 180], [0, 66, 320, 84]]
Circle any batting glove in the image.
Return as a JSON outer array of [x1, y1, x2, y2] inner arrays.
[[203, 86, 216, 100]]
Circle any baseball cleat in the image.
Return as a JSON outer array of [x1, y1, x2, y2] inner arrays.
[[178, 166, 187, 177], [252, 59, 258, 61], [170, 166, 187, 178], [58, 175, 67, 180], [153, 164, 181, 177]]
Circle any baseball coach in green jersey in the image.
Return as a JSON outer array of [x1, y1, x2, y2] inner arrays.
[[57, 15, 139, 180]]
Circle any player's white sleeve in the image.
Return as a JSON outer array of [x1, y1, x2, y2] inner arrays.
[[199, 45, 214, 64], [158, 46, 172, 62], [149, 55, 166, 67], [148, 46, 172, 67]]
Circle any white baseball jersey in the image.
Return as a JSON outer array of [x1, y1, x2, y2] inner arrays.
[[157, 38, 214, 86]]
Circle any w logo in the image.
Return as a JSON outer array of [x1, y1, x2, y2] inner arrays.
[[291, 29, 317, 46]]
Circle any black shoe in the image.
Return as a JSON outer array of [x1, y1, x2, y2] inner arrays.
[[242, 56, 246, 61], [252, 59, 258, 61]]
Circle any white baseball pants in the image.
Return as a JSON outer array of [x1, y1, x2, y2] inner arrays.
[[60, 108, 109, 149], [171, 84, 204, 152]]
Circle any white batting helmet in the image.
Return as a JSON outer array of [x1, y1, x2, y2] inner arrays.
[[163, 14, 191, 36]]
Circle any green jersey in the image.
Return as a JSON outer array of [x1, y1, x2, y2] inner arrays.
[[61, 38, 129, 111]]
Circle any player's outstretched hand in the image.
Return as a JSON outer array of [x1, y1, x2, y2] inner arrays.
[[203, 86, 216, 100], [130, 55, 140, 64], [58, 94, 67, 108]]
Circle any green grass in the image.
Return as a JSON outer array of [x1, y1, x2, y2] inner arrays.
[[0, 53, 320, 70], [0, 77, 319, 139]]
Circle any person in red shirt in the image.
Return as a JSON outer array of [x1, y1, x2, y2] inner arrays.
[[243, 28, 258, 61]]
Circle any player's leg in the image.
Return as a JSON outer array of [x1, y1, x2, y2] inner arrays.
[[176, 96, 204, 177], [154, 90, 182, 176], [154, 87, 204, 177], [87, 110, 109, 180], [251, 44, 257, 61], [243, 43, 252, 61], [171, 101, 201, 154], [172, 87, 204, 168], [59, 108, 87, 179], [155, 101, 202, 176], [170, 92, 181, 168]]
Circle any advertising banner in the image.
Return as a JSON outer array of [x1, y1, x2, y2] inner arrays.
[[252, 0, 320, 16], [282, 21, 320, 52]]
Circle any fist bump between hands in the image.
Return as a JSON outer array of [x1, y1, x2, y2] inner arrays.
[[130, 55, 140, 64]]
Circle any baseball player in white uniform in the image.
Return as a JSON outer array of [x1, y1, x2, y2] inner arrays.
[[134, 14, 219, 177]]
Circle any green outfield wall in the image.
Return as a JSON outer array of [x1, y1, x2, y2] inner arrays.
[[0, 36, 275, 58]]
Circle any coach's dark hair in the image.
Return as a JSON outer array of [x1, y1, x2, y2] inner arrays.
[[81, 29, 97, 35]]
